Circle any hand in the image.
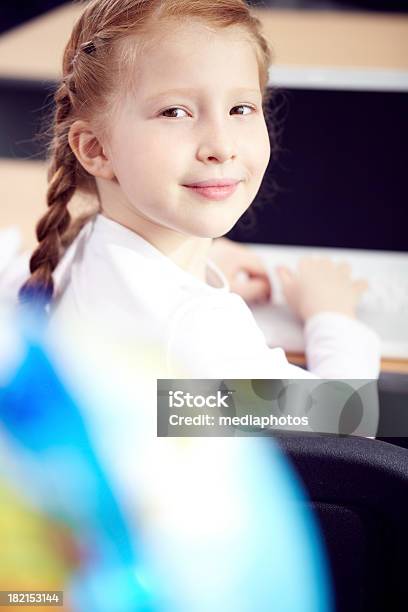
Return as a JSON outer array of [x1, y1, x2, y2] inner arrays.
[[276, 256, 368, 322], [209, 237, 272, 304]]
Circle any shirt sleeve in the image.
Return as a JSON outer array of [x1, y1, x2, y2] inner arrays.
[[165, 294, 318, 379], [304, 311, 381, 378], [166, 296, 381, 380]]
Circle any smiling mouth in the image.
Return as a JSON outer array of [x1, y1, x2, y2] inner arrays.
[[183, 183, 240, 201]]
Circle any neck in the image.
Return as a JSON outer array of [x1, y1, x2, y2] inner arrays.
[[98, 183, 213, 283]]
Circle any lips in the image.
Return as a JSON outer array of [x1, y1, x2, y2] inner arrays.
[[182, 178, 242, 201], [183, 178, 241, 188]]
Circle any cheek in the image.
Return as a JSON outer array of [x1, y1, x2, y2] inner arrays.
[[250, 137, 271, 178], [110, 136, 169, 188], [259, 120, 271, 164], [243, 120, 271, 172]]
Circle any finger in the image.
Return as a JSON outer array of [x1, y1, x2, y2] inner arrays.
[[231, 277, 271, 303], [238, 252, 269, 276], [298, 255, 329, 271], [276, 265, 295, 286], [353, 279, 369, 294], [233, 268, 271, 288], [336, 261, 352, 275], [298, 256, 311, 271]]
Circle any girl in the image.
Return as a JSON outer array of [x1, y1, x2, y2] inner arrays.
[[19, 0, 380, 379]]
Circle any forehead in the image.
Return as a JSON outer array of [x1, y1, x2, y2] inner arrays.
[[127, 20, 261, 97]]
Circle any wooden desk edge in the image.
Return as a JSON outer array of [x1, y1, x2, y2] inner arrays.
[[286, 352, 408, 375]]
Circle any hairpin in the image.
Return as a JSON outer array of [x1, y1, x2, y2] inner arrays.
[[72, 40, 96, 68], [82, 41, 96, 55]]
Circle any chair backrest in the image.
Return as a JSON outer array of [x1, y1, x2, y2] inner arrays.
[[273, 432, 408, 612]]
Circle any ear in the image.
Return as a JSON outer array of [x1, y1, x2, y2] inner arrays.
[[68, 120, 115, 180]]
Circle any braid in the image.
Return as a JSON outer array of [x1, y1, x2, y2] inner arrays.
[[19, 83, 78, 308]]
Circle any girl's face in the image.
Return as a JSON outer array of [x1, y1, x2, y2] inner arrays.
[[103, 20, 271, 238]]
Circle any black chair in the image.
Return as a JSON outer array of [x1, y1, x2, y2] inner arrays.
[[272, 433, 408, 612]]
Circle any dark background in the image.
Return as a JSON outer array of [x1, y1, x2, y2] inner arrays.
[[227, 87, 408, 252], [0, 1, 70, 34]]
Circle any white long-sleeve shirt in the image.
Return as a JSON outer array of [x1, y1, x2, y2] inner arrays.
[[46, 214, 381, 379]]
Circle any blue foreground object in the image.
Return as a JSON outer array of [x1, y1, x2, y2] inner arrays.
[[0, 308, 333, 612]]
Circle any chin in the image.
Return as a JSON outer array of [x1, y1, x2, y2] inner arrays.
[[181, 203, 247, 238], [192, 220, 239, 239]]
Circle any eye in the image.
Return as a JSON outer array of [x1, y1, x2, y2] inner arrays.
[[160, 107, 189, 118], [230, 104, 256, 116]]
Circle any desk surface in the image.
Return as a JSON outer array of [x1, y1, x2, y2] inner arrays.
[[1, 158, 407, 374], [0, 4, 407, 81], [287, 353, 408, 376]]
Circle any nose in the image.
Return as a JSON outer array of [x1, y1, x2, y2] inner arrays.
[[196, 118, 236, 164]]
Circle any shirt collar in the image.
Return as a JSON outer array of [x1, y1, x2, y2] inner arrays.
[[93, 214, 230, 293]]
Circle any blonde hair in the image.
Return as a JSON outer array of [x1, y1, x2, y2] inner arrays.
[[19, 0, 273, 307]]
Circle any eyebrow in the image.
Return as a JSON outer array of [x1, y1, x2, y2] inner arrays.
[[145, 87, 261, 103]]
